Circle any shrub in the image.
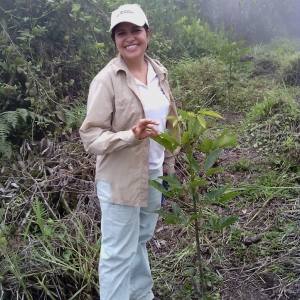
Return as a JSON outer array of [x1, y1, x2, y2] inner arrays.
[[169, 57, 226, 111], [279, 55, 300, 86]]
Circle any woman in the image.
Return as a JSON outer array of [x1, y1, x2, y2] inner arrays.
[[79, 4, 178, 300]]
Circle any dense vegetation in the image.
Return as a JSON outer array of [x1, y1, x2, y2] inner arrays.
[[0, 0, 299, 299]]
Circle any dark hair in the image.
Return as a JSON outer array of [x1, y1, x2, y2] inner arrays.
[[111, 23, 149, 44]]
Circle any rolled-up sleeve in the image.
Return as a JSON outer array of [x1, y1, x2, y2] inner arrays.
[[79, 78, 140, 156], [162, 81, 181, 172]]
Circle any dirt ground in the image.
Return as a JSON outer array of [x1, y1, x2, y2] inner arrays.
[[150, 208, 300, 300], [148, 137, 300, 300]]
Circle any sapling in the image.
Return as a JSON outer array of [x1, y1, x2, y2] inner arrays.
[[150, 109, 239, 299], [217, 40, 251, 112]]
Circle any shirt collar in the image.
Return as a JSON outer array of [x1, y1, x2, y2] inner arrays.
[[111, 54, 166, 81], [135, 61, 157, 86]]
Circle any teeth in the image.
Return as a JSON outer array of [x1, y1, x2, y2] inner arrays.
[[126, 45, 137, 49]]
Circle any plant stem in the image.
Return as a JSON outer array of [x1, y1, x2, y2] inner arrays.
[[193, 193, 205, 297], [188, 138, 205, 297]]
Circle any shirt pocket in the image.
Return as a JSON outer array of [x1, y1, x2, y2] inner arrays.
[[113, 97, 142, 131]]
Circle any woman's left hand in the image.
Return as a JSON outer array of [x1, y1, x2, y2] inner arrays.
[[132, 118, 159, 140]]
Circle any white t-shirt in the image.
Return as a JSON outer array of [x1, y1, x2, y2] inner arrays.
[[135, 61, 170, 171]]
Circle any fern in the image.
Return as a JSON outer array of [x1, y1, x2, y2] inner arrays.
[[16, 108, 29, 122], [27, 110, 51, 125], [0, 139, 12, 158], [0, 112, 17, 159], [1, 111, 21, 129], [0, 108, 51, 161], [0, 123, 10, 141], [64, 103, 86, 130]]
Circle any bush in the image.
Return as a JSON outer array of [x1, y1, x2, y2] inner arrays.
[[244, 92, 300, 167], [169, 57, 226, 111], [279, 55, 300, 86]]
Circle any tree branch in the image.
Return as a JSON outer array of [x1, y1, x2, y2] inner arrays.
[[83, 0, 110, 22]]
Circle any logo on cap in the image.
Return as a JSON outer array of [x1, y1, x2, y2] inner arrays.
[[120, 10, 134, 14]]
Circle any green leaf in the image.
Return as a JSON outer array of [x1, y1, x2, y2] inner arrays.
[[178, 110, 192, 119], [189, 180, 208, 188], [209, 216, 218, 231], [166, 115, 177, 121], [155, 209, 170, 218], [189, 118, 201, 137], [160, 172, 182, 186], [93, 27, 102, 33], [44, 227, 52, 236], [17, 108, 29, 121], [204, 149, 224, 171], [151, 134, 177, 151], [159, 132, 180, 145], [181, 131, 189, 145], [72, 4, 81, 12], [148, 179, 173, 197], [205, 167, 223, 177], [213, 133, 237, 149], [204, 184, 230, 202], [197, 114, 206, 128], [182, 153, 190, 164], [195, 145, 208, 152], [198, 110, 223, 119], [164, 128, 172, 136], [163, 215, 183, 225], [191, 157, 199, 173], [172, 202, 181, 217], [156, 203, 187, 226], [188, 214, 204, 223], [93, 42, 105, 49], [187, 112, 196, 117], [218, 191, 241, 203], [218, 216, 239, 229], [195, 137, 213, 152], [63, 249, 72, 261]]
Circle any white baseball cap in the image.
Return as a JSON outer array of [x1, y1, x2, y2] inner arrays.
[[109, 4, 149, 32]]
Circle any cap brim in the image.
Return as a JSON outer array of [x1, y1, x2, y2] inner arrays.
[[109, 17, 147, 32]]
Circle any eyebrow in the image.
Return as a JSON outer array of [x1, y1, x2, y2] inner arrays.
[[115, 25, 141, 33]]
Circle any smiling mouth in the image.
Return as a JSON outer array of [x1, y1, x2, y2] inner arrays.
[[125, 45, 138, 50]]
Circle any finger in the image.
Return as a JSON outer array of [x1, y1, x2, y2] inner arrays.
[[131, 125, 142, 139], [146, 124, 159, 134], [139, 119, 159, 126]]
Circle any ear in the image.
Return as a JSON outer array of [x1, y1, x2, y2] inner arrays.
[[146, 29, 151, 41]]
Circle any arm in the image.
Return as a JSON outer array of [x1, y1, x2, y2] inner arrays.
[[163, 81, 181, 174], [80, 79, 160, 155], [79, 79, 139, 155]]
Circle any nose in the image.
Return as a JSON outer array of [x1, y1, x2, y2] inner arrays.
[[125, 33, 135, 42]]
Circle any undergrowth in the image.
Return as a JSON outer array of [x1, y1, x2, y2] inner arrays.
[[1, 39, 300, 299]]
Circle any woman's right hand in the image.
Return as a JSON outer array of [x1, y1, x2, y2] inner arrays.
[[131, 118, 159, 140]]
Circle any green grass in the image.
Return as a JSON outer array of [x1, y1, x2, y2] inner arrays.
[[1, 38, 300, 299]]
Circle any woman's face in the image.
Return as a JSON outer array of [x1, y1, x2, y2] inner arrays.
[[114, 22, 150, 63]]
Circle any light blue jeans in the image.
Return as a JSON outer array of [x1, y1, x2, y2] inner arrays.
[[97, 168, 162, 300]]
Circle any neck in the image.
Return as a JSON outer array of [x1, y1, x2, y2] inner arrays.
[[123, 55, 148, 85], [123, 55, 146, 73]]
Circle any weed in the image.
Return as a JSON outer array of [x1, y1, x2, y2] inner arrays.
[[226, 158, 252, 172]]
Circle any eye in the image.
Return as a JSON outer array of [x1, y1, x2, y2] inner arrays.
[[116, 31, 125, 36]]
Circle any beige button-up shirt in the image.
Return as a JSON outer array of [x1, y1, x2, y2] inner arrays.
[[79, 54, 179, 207]]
